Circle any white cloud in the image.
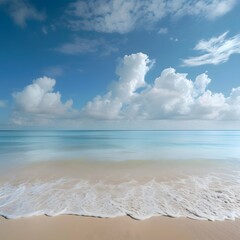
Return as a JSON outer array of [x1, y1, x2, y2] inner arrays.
[[56, 37, 118, 56], [224, 87, 240, 119], [182, 32, 240, 66], [12, 77, 73, 125], [0, 0, 45, 27], [82, 52, 240, 121], [158, 28, 168, 34], [194, 73, 211, 95], [191, 91, 227, 119], [66, 0, 137, 33], [82, 53, 153, 119], [138, 68, 196, 118], [9, 53, 240, 127], [13, 76, 72, 114], [175, 0, 236, 20], [0, 100, 7, 108], [66, 0, 237, 33]]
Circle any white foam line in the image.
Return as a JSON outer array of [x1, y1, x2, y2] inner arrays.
[[0, 173, 240, 221]]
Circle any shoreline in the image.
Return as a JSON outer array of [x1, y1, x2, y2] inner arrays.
[[1, 162, 239, 221], [1, 215, 240, 240]]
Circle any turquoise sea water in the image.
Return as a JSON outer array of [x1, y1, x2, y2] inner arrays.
[[1, 130, 240, 164], [1, 130, 240, 220]]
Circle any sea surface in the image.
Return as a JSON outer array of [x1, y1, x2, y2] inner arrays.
[[0, 130, 240, 220]]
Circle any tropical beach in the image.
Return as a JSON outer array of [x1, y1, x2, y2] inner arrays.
[[1, 130, 240, 239], [1, 0, 240, 239]]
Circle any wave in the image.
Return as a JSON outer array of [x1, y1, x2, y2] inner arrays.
[[1, 173, 240, 221]]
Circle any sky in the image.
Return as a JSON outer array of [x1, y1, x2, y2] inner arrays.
[[0, 0, 240, 130]]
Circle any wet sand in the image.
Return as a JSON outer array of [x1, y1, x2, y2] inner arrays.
[[0, 215, 240, 240], [0, 158, 230, 184]]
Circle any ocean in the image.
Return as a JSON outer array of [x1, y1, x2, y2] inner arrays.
[[0, 130, 240, 220]]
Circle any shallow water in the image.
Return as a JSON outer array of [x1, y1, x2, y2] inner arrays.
[[1, 130, 240, 164]]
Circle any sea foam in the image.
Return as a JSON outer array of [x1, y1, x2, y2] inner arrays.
[[1, 173, 240, 221]]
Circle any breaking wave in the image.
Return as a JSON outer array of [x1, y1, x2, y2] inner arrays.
[[1, 173, 240, 221]]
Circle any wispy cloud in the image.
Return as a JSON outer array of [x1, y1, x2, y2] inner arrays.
[[0, 0, 45, 27], [182, 32, 240, 66], [56, 37, 119, 56], [175, 0, 237, 20], [65, 0, 237, 34]]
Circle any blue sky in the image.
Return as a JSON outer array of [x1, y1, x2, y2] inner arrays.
[[0, 0, 240, 129]]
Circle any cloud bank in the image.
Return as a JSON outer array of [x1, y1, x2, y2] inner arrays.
[[11, 53, 240, 126], [83, 53, 240, 121], [183, 32, 240, 66], [66, 0, 237, 33]]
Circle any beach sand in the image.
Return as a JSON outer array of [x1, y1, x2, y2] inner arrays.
[[1, 215, 240, 240], [1, 160, 239, 239]]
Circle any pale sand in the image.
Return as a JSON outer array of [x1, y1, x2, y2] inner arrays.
[[0, 216, 240, 240], [1, 160, 239, 239]]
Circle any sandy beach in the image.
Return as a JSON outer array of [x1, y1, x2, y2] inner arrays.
[[2, 0, 240, 236], [1, 215, 240, 240], [1, 132, 240, 239]]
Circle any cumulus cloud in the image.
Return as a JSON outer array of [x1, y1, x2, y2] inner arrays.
[[9, 53, 240, 126], [82, 52, 240, 121], [0, 0, 45, 27], [182, 31, 240, 66], [56, 37, 118, 56], [224, 87, 240, 120], [65, 0, 237, 33], [12, 77, 73, 125], [82, 53, 153, 119]]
